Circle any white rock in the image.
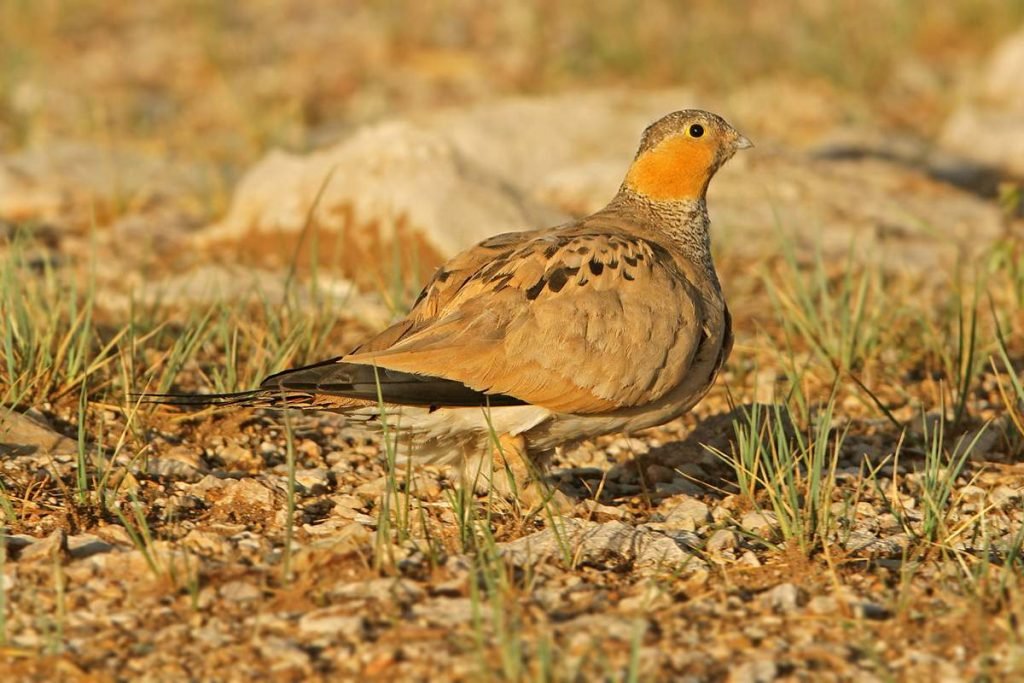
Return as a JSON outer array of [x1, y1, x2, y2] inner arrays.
[[195, 120, 559, 267], [739, 511, 776, 536], [705, 529, 738, 554], [294, 468, 330, 495], [940, 27, 1024, 175], [761, 582, 804, 613], [298, 610, 365, 637]]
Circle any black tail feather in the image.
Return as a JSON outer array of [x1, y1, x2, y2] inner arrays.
[[129, 389, 278, 408], [132, 359, 527, 411]]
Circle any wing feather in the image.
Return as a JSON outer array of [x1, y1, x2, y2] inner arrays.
[[340, 215, 721, 414]]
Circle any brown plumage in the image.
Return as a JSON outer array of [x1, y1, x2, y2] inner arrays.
[[147, 109, 752, 506]]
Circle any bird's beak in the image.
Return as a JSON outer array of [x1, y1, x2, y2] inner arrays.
[[733, 134, 754, 150]]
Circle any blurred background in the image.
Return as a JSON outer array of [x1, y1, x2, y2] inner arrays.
[[2, 1, 1021, 182], [1, 0, 1022, 294]]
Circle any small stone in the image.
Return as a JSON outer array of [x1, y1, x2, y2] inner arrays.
[[257, 635, 311, 672], [354, 477, 388, 498], [190, 474, 229, 496], [209, 478, 277, 525], [94, 523, 135, 547], [297, 439, 322, 460], [220, 444, 263, 472], [761, 582, 804, 613], [19, 529, 68, 562], [183, 529, 230, 557], [112, 470, 141, 494], [807, 595, 839, 615], [852, 601, 891, 620], [711, 504, 734, 524], [706, 529, 738, 553], [3, 534, 36, 553], [663, 495, 710, 531], [727, 659, 778, 683], [645, 464, 676, 484], [298, 610, 365, 637], [991, 485, 1022, 509], [219, 580, 262, 602], [958, 485, 986, 503], [736, 550, 761, 567], [0, 409, 77, 456], [654, 479, 702, 496], [739, 511, 776, 537], [618, 583, 670, 612], [294, 468, 330, 495], [577, 499, 627, 520], [148, 446, 204, 481], [500, 519, 706, 572], [66, 533, 115, 560]]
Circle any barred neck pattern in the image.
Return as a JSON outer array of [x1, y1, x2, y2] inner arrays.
[[606, 188, 719, 287]]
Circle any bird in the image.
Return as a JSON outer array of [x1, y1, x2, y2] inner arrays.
[[145, 109, 751, 509]]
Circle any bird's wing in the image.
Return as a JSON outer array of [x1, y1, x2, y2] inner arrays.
[[320, 216, 723, 415], [258, 229, 545, 409]]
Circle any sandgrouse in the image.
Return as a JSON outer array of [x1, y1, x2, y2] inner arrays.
[[148, 110, 751, 507]]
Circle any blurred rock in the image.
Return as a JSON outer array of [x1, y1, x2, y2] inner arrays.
[[19, 528, 68, 563], [940, 27, 1024, 177], [0, 409, 78, 457], [194, 120, 561, 287], [196, 89, 1004, 290], [705, 529, 738, 554], [727, 659, 778, 683], [219, 443, 264, 473], [100, 264, 392, 331], [739, 511, 776, 537], [500, 519, 707, 573], [297, 609, 365, 638], [761, 583, 805, 613], [0, 143, 202, 232], [420, 89, 698, 207], [207, 478, 279, 526], [662, 495, 710, 531], [66, 533, 116, 560]]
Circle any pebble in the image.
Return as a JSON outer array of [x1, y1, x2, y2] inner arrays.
[[219, 444, 263, 472], [19, 529, 67, 562], [991, 485, 1022, 508], [727, 659, 778, 683], [736, 550, 761, 567], [219, 580, 262, 602], [807, 595, 840, 615], [706, 528, 738, 553], [67, 533, 115, 560], [294, 468, 330, 495], [852, 601, 891, 620], [739, 511, 776, 537], [762, 582, 804, 613], [298, 610, 366, 638]]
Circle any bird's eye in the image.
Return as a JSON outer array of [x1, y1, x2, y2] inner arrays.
[[689, 124, 704, 138]]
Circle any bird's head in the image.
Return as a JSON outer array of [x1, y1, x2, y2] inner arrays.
[[624, 110, 751, 203]]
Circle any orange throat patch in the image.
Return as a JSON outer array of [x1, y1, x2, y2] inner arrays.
[[625, 136, 714, 201]]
